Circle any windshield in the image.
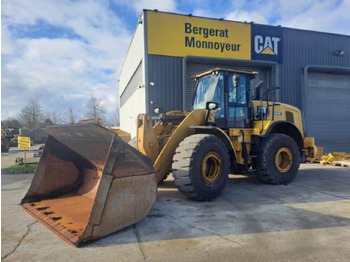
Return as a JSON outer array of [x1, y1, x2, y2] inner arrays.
[[193, 73, 224, 118]]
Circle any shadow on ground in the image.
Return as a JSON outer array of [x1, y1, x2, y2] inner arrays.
[[83, 166, 350, 248]]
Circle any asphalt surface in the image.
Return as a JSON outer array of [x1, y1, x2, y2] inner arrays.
[[1, 163, 350, 261], [1, 145, 41, 169]]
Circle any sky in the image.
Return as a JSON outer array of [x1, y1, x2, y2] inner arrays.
[[1, 0, 350, 125]]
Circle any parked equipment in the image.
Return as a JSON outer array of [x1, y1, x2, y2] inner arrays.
[[1, 129, 12, 152], [22, 68, 318, 246]]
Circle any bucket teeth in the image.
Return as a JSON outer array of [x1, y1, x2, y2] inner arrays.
[[21, 124, 157, 246]]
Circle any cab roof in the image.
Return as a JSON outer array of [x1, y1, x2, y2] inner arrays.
[[194, 67, 259, 79]]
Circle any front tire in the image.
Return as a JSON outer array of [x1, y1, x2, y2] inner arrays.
[[257, 134, 300, 185], [172, 134, 230, 201]]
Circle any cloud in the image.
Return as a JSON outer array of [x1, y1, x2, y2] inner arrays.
[[2, 0, 349, 125], [225, 10, 268, 24], [192, 0, 349, 35], [2, 0, 133, 124], [275, 0, 350, 35], [112, 0, 177, 14], [132, 0, 177, 13]]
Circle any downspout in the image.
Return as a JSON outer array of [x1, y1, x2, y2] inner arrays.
[[143, 10, 150, 114]]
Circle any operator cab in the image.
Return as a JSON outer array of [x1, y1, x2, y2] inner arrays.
[[193, 68, 258, 129]]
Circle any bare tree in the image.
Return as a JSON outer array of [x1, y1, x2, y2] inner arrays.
[[19, 99, 44, 129], [84, 95, 106, 121], [2, 119, 22, 129], [67, 107, 77, 125], [45, 110, 64, 125]]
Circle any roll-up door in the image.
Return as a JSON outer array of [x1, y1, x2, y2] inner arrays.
[[306, 72, 350, 152]]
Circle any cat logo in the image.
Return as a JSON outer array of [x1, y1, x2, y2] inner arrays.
[[254, 35, 281, 55]]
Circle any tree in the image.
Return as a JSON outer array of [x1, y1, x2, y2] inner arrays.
[[19, 99, 44, 129], [43, 118, 54, 127], [84, 95, 106, 121], [45, 110, 64, 125], [67, 107, 77, 125], [2, 119, 22, 129]]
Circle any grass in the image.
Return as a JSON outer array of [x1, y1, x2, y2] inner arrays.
[[4, 163, 37, 172]]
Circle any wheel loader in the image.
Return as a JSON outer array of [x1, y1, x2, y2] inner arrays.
[[21, 68, 318, 246], [1, 129, 12, 152]]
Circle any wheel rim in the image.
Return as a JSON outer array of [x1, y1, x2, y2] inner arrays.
[[201, 152, 222, 184], [275, 147, 293, 173]]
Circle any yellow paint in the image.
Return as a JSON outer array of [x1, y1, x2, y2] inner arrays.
[[153, 109, 206, 182], [261, 46, 275, 55], [136, 97, 315, 177], [136, 114, 160, 162], [147, 11, 251, 59], [18, 136, 31, 150], [251, 100, 304, 137]]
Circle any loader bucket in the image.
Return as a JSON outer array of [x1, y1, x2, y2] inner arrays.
[[21, 124, 157, 246]]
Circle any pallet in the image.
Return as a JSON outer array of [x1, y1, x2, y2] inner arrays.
[[331, 160, 350, 167]]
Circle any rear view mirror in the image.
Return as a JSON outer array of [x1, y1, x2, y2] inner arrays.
[[206, 102, 219, 110]]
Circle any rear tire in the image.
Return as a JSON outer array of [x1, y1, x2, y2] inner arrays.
[[256, 134, 300, 185], [172, 134, 230, 201]]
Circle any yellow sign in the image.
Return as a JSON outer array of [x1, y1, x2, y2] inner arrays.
[[18, 136, 31, 150], [147, 11, 251, 59]]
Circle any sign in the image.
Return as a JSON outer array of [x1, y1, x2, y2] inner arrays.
[[18, 136, 31, 150], [146, 11, 284, 63], [251, 24, 283, 62], [147, 11, 251, 60]]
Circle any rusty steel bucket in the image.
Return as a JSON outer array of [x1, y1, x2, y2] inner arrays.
[[21, 124, 157, 246]]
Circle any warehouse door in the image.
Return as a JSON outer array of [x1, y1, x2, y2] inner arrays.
[[185, 63, 268, 111], [306, 73, 350, 152]]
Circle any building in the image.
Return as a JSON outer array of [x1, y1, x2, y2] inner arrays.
[[119, 10, 350, 152]]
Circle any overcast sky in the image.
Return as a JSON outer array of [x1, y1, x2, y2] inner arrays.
[[2, 0, 350, 125]]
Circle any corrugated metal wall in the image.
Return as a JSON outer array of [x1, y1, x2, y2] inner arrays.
[[147, 55, 183, 113], [121, 13, 350, 145], [281, 28, 350, 110], [145, 26, 350, 117], [147, 55, 275, 112]]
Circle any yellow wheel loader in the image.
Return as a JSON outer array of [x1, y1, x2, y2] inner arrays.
[[22, 68, 318, 246], [1, 129, 11, 153]]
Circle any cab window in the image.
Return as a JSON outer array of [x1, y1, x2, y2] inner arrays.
[[228, 74, 248, 120]]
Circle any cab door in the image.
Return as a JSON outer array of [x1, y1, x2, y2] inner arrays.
[[226, 74, 253, 128]]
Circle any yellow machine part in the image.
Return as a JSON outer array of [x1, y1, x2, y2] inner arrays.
[[1, 129, 11, 152], [137, 109, 207, 182], [21, 124, 157, 246]]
